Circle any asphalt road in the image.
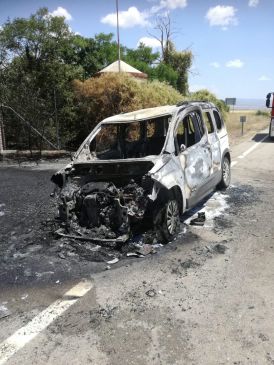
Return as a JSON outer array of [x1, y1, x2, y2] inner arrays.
[[0, 131, 274, 365]]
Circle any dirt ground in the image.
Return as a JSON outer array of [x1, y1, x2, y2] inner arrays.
[[0, 130, 274, 364]]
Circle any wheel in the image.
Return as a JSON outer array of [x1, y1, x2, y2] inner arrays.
[[154, 199, 180, 243], [217, 155, 231, 189]]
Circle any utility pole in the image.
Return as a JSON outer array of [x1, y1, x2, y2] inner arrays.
[[116, 0, 121, 72]]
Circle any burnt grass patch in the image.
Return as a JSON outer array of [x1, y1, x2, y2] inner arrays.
[[225, 184, 261, 208], [214, 184, 261, 230]]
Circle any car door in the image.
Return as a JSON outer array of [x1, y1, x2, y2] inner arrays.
[[202, 110, 221, 175], [175, 110, 213, 208]]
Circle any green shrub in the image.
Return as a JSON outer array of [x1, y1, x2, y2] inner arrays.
[[187, 89, 229, 119], [255, 109, 269, 117], [73, 73, 183, 143]]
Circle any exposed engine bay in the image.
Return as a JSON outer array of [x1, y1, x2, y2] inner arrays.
[[52, 160, 157, 244]]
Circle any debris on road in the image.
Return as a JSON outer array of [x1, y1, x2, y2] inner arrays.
[[146, 289, 157, 297], [107, 257, 119, 265], [0, 203, 5, 217], [190, 212, 206, 226], [126, 252, 142, 258], [180, 258, 200, 269], [0, 305, 11, 319], [213, 243, 228, 254], [136, 244, 156, 256]]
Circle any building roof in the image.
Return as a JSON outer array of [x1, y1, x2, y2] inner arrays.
[[98, 60, 148, 79]]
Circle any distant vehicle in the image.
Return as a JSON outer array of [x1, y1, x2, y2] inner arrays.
[[52, 101, 231, 243], [266, 92, 274, 140]]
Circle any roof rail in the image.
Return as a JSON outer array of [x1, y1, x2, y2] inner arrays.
[[176, 101, 189, 107], [176, 100, 214, 107]]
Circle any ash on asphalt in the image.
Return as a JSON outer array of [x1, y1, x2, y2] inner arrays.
[[0, 166, 261, 288]]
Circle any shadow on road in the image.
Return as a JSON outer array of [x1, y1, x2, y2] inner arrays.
[[252, 133, 273, 143]]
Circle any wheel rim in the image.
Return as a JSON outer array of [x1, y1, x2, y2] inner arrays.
[[166, 200, 179, 235], [223, 159, 230, 185]]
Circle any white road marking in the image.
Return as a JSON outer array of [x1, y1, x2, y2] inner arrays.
[[0, 280, 93, 365], [237, 134, 269, 160], [231, 133, 268, 168]]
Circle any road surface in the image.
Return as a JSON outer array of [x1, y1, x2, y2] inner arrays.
[[0, 131, 273, 365]]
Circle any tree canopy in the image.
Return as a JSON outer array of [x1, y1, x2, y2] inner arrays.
[[0, 8, 196, 150]]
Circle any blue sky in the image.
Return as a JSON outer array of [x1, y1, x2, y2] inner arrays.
[[0, 0, 273, 99]]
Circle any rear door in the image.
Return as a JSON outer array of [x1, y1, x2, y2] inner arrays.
[[212, 108, 229, 158], [202, 110, 221, 174]]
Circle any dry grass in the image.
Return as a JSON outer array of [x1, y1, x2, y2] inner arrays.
[[73, 73, 183, 131], [226, 110, 270, 145]]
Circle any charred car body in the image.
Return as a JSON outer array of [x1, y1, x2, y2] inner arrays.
[[51, 101, 231, 243]]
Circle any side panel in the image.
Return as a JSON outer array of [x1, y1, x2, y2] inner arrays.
[[270, 118, 274, 137]]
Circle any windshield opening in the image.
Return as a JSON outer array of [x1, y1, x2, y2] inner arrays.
[[89, 116, 170, 160]]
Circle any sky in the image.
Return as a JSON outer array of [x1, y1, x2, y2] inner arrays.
[[0, 0, 273, 99]]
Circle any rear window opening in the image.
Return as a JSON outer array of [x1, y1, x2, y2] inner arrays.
[[89, 116, 170, 160]]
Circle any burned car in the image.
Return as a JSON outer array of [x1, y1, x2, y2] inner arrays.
[[51, 101, 231, 243]]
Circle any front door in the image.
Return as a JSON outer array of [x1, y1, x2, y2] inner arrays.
[[175, 110, 213, 208]]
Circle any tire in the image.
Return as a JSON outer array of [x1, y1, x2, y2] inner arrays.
[[217, 155, 231, 190], [154, 199, 180, 243]]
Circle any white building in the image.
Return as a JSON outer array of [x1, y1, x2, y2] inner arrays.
[[98, 60, 148, 80]]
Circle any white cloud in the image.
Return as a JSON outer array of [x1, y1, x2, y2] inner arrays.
[[50, 7, 72, 21], [248, 0, 259, 7], [225, 59, 244, 68], [101, 7, 149, 28], [205, 5, 237, 29], [137, 37, 161, 48], [210, 62, 220, 68], [150, 0, 187, 14], [258, 75, 271, 81], [159, 0, 187, 10]]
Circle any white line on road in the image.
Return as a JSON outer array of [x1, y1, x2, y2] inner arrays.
[[0, 280, 93, 365], [231, 133, 269, 168], [237, 134, 269, 159]]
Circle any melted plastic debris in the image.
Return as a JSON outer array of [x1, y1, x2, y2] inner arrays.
[[0, 203, 5, 217]]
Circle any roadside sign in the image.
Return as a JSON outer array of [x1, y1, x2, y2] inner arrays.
[[240, 115, 247, 136], [225, 98, 236, 106]]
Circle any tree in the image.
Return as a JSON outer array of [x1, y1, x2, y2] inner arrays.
[[149, 14, 193, 94], [0, 8, 82, 150]]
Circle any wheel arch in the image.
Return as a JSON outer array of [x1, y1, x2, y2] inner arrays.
[[222, 149, 231, 164], [154, 185, 184, 215]]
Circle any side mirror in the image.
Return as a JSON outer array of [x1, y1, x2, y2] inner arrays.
[[266, 93, 271, 108], [180, 144, 186, 153]]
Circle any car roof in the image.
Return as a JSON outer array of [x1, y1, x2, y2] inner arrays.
[[101, 101, 216, 124], [102, 105, 176, 123]]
